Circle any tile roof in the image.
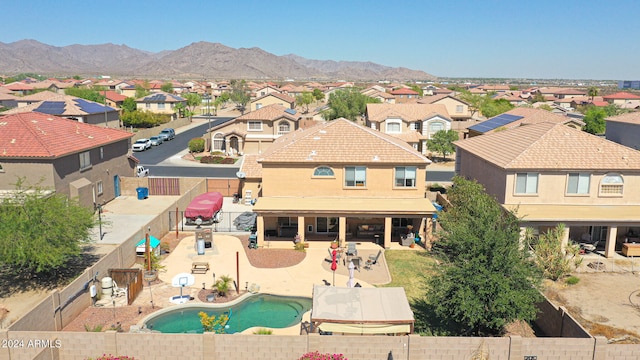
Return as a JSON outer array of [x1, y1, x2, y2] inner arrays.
[[0, 112, 133, 159], [106, 91, 127, 102], [258, 118, 430, 165], [603, 92, 640, 100], [366, 103, 451, 122], [3, 94, 116, 115], [2, 82, 33, 91], [499, 107, 582, 128], [18, 90, 61, 102], [240, 154, 262, 178], [419, 94, 469, 106], [456, 122, 640, 170], [390, 88, 420, 95], [606, 112, 640, 125], [252, 92, 295, 104], [236, 104, 299, 121]]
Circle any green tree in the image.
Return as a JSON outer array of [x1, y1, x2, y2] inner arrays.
[[229, 80, 250, 114], [323, 88, 380, 121], [0, 179, 96, 274], [582, 107, 606, 134], [426, 129, 458, 160], [312, 88, 325, 104], [135, 82, 150, 99], [198, 311, 229, 334], [458, 91, 484, 118], [587, 86, 599, 101], [481, 98, 514, 118], [538, 104, 553, 111], [525, 224, 582, 281], [531, 92, 546, 104], [425, 176, 542, 336], [121, 110, 168, 128], [603, 103, 628, 117], [407, 84, 424, 96], [212, 92, 230, 115], [161, 82, 174, 93], [182, 93, 202, 121], [121, 97, 137, 113], [295, 91, 314, 113], [64, 87, 106, 103]]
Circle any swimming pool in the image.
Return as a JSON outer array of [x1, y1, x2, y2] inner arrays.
[[142, 294, 312, 334]]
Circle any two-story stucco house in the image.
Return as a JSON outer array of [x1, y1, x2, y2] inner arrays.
[[250, 92, 296, 112], [248, 118, 436, 248], [208, 104, 300, 155], [455, 122, 640, 258], [135, 91, 186, 121], [605, 112, 640, 150], [466, 107, 584, 138], [0, 112, 136, 209], [419, 94, 472, 121], [365, 103, 452, 154]]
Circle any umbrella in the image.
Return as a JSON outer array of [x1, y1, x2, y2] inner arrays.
[[331, 250, 337, 286], [347, 261, 355, 288]]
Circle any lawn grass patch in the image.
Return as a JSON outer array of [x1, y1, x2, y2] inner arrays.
[[380, 250, 436, 301]]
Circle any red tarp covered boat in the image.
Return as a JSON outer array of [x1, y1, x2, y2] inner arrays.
[[184, 192, 223, 224]]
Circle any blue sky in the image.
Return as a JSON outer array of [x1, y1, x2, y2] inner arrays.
[[3, 0, 640, 80]]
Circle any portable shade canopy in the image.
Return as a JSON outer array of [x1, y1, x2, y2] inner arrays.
[[310, 285, 414, 335], [135, 236, 161, 257]]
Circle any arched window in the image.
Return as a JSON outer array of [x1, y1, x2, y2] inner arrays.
[[278, 121, 290, 135], [213, 133, 224, 151], [313, 166, 334, 177], [600, 173, 623, 195]]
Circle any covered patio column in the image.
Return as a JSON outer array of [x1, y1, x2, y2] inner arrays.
[[561, 225, 570, 251], [605, 226, 618, 258], [338, 217, 347, 246], [256, 215, 265, 247], [383, 217, 392, 249], [297, 217, 306, 242]]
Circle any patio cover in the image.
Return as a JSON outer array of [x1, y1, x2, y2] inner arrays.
[[253, 197, 435, 216], [310, 285, 414, 335], [504, 204, 640, 223]]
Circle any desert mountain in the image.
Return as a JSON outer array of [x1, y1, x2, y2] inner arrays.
[[0, 40, 436, 81]]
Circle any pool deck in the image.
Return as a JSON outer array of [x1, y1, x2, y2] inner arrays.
[[133, 234, 409, 335]]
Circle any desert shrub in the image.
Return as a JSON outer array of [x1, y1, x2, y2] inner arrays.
[[213, 275, 233, 296], [299, 352, 346, 360], [565, 276, 580, 285], [253, 328, 273, 335], [188, 137, 205, 153], [294, 242, 306, 252], [84, 324, 104, 332]]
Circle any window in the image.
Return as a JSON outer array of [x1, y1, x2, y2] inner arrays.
[[79, 151, 91, 170], [145, 102, 151, 109], [278, 121, 290, 135], [567, 173, 590, 194], [248, 121, 262, 131], [600, 173, 623, 195], [395, 166, 417, 187], [411, 122, 421, 131], [429, 121, 445, 132], [97, 181, 103, 195], [385, 119, 402, 134], [316, 217, 338, 233], [515, 173, 538, 194], [345, 166, 366, 187], [213, 133, 224, 151], [158, 103, 165, 109], [99, 147, 104, 160], [313, 166, 334, 177], [256, 103, 262, 109], [456, 105, 464, 113], [0, 163, 4, 172]]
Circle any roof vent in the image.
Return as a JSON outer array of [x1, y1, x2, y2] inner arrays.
[[373, 155, 380, 161], [319, 130, 327, 134], [313, 136, 321, 140], [311, 150, 317, 156]]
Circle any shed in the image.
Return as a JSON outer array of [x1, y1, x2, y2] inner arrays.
[[310, 285, 414, 335], [135, 235, 161, 257]]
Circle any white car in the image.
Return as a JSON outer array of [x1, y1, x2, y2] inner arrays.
[[132, 139, 151, 151], [149, 136, 163, 146]]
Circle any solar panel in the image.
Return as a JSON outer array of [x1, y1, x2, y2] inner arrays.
[[75, 98, 115, 114], [35, 101, 65, 115], [284, 108, 297, 115], [146, 94, 166, 102], [468, 114, 524, 133]]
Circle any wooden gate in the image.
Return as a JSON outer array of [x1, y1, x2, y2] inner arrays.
[[207, 178, 240, 197], [148, 177, 181, 196], [109, 269, 143, 305]]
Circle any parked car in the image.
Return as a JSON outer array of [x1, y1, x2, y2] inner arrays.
[[136, 165, 149, 177], [132, 138, 151, 151], [149, 136, 163, 146], [159, 128, 175, 141]]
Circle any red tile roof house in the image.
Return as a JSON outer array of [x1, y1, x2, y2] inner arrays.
[[389, 88, 420, 103], [603, 91, 640, 106], [455, 121, 640, 258], [0, 112, 135, 209], [605, 112, 640, 151]]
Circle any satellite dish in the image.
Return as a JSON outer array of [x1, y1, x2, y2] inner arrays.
[[236, 171, 246, 179]]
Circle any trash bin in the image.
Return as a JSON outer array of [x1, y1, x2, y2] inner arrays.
[[136, 187, 148, 200]]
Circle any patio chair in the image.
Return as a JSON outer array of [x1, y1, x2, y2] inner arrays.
[[365, 250, 382, 269], [346, 242, 358, 256]]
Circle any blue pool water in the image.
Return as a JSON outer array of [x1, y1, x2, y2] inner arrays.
[[144, 294, 312, 334]]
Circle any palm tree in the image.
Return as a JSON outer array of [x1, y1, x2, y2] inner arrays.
[[588, 86, 599, 102]]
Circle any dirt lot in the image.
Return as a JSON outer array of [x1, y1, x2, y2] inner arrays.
[[543, 272, 640, 342]]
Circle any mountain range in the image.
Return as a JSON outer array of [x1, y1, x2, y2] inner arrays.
[[0, 40, 436, 82]]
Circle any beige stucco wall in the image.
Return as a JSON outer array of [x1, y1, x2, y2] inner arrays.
[[0, 161, 55, 190], [261, 163, 426, 198], [250, 95, 292, 111], [434, 97, 471, 119], [456, 149, 508, 203], [212, 117, 297, 155], [503, 170, 640, 205]]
